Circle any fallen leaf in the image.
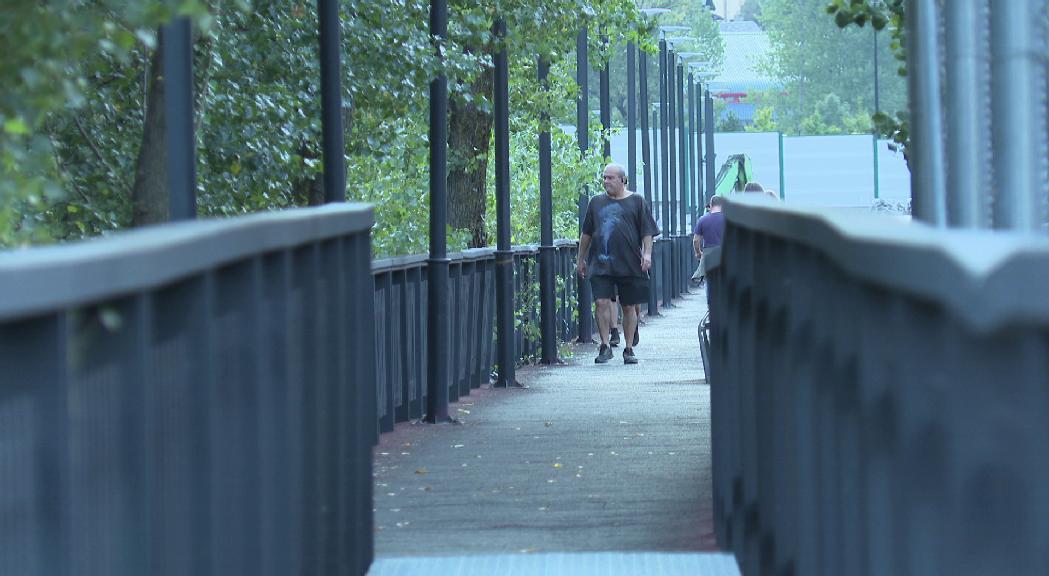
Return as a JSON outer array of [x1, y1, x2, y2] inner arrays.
[[415, 468, 428, 475]]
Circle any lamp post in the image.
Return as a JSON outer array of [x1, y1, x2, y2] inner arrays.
[[663, 36, 694, 299], [538, 54, 556, 365], [679, 55, 707, 221], [163, 16, 196, 220], [426, 0, 450, 421], [494, 18, 515, 388], [637, 9, 671, 200], [600, 32, 612, 160], [576, 27, 593, 343], [675, 53, 688, 261], [689, 62, 711, 206], [657, 33, 673, 308]]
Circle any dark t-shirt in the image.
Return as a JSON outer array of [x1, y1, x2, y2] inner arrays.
[[581, 193, 661, 278], [693, 211, 725, 249]]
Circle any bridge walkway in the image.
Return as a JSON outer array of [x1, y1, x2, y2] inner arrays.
[[369, 290, 740, 575]]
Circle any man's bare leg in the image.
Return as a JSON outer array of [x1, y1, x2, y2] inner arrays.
[[595, 298, 612, 346], [623, 303, 639, 351]]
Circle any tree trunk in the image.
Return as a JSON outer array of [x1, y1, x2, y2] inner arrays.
[[131, 38, 169, 226], [448, 58, 494, 248], [295, 144, 325, 206]]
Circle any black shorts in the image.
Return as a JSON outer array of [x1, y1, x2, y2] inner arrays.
[[589, 275, 649, 306]]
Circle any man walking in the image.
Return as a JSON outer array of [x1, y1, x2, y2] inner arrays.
[[692, 195, 725, 285], [577, 164, 660, 364]]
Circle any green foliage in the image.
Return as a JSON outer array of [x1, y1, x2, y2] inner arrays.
[[0, 0, 214, 245], [2, 0, 648, 256], [740, 0, 764, 25], [717, 112, 745, 133], [825, 0, 909, 155], [759, 0, 906, 136], [747, 107, 777, 132], [798, 93, 872, 135]]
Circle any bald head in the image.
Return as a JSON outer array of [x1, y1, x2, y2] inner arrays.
[[604, 163, 627, 181], [602, 163, 628, 197]]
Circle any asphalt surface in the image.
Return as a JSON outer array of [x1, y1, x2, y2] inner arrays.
[[371, 288, 728, 571]]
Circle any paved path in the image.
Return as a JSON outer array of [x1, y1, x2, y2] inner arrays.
[[370, 289, 736, 574]]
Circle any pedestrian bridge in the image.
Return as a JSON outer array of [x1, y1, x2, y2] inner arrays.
[[5, 195, 1049, 575]]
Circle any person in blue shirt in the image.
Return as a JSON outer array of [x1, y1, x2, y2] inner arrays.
[[692, 195, 725, 285]]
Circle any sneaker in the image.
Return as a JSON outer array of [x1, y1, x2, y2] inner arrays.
[[623, 347, 638, 364], [609, 328, 621, 347], [595, 344, 614, 364], [632, 325, 640, 347]]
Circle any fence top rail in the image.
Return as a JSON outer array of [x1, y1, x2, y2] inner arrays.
[[372, 239, 583, 274], [713, 195, 1049, 332], [371, 247, 500, 274], [0, 203, 374, 323]]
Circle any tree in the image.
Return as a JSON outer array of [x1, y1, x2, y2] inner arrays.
[[747, 107, 777, 132], [759, 0, 905, 135], [740, 0, 763, 25], [825, 0, 908, 154], [3, 0, 647, 259]]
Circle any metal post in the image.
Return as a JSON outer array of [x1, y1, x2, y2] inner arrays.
[[873, 24, 881, 203], [689, 73, 697, 225], [905, 0, 947, 226], [778, 131, 786, 200], [627, 42, 637, 190], [317, 0, 346, 203], [641, 52, 659, 317], [600, 35, 612, 160], [538, 56, 557, 364], [576, 28, 594, 343], [874, 24, 881, 118], [163, 17, 196, 220], [677, 60, 687, 240], [873, 134, 880, 201], [640, 51, 652, 202], [652, 109, 660, 206], [705, 90, 716, 201], [426, 0, 450, 422], [667, 47, 678, 237], [945, 0, 990, 226], [697, 78, 705, 207], [494, 19, 515, 386], [991, 0, 1044, 230], [659, 39, 674, 308]]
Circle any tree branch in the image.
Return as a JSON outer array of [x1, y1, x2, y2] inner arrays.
[[74, 115, 132, 196]]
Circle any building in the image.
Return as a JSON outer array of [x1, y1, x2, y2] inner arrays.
[[710, 0, 746, 21]]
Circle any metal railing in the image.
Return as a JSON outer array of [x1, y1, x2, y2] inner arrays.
[[705, 195, 1049, 575], [370, 241, 589, 430], [0, 203, 695, 575], [0, 205, 376, 576]]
